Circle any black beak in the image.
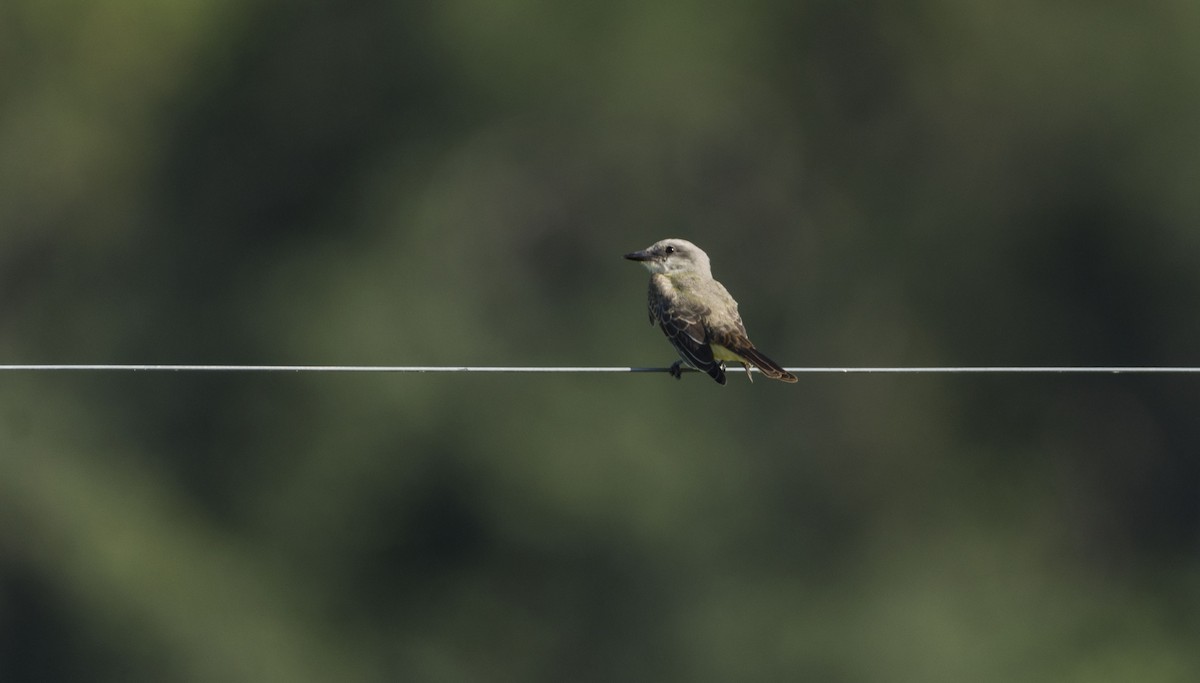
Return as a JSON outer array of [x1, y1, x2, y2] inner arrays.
[[624, 250, 652, 262]]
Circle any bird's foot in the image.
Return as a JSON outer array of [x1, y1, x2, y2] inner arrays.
[[743, 361, 754, 383], [668, 360, 685, 380]]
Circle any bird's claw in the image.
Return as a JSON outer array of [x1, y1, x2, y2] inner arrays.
[[669, 360, 684, 380]]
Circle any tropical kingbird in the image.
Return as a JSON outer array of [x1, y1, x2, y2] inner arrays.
[[624, 238, 798, 385]]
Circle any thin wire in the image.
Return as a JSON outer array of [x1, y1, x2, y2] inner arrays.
[[0, 365, 1198, 374]]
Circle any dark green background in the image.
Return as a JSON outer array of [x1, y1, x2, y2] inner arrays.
[[2, 1, 1198, 681]]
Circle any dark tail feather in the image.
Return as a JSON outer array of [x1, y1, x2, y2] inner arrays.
[[706, 363, 727, 385], [737, 347, 798, 383]]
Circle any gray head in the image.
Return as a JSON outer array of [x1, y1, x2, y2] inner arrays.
[[624, 238, 713, 277]]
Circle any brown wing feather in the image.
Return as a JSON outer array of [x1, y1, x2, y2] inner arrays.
[[648, 277, 726, 384], [709, 325, 798, 383], [735, 346, 799, 383]]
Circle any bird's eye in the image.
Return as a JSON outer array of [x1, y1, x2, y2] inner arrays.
[[664, 245, 675, 255]]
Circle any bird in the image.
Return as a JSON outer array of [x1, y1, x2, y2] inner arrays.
[[624, 238, 798, 385]]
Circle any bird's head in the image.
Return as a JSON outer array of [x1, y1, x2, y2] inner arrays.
[[624, 238, 712, 277]]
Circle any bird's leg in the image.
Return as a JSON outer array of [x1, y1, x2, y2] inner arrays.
[[669, 360, 685, 380], [743, 361, 755, 382]]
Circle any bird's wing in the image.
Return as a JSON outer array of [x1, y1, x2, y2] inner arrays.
[[649, 276, 726, 384], [705, 282, 797, 383]]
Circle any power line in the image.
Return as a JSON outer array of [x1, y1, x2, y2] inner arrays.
[[0, 365, 1198, 374]]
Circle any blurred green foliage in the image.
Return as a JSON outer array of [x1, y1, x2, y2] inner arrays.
[[2, 0, 1199, 681]]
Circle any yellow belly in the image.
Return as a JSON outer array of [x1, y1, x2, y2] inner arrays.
[[710, 344, 744, 362]]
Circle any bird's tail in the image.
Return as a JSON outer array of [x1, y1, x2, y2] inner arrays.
[[737, 347, 798, 383]]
